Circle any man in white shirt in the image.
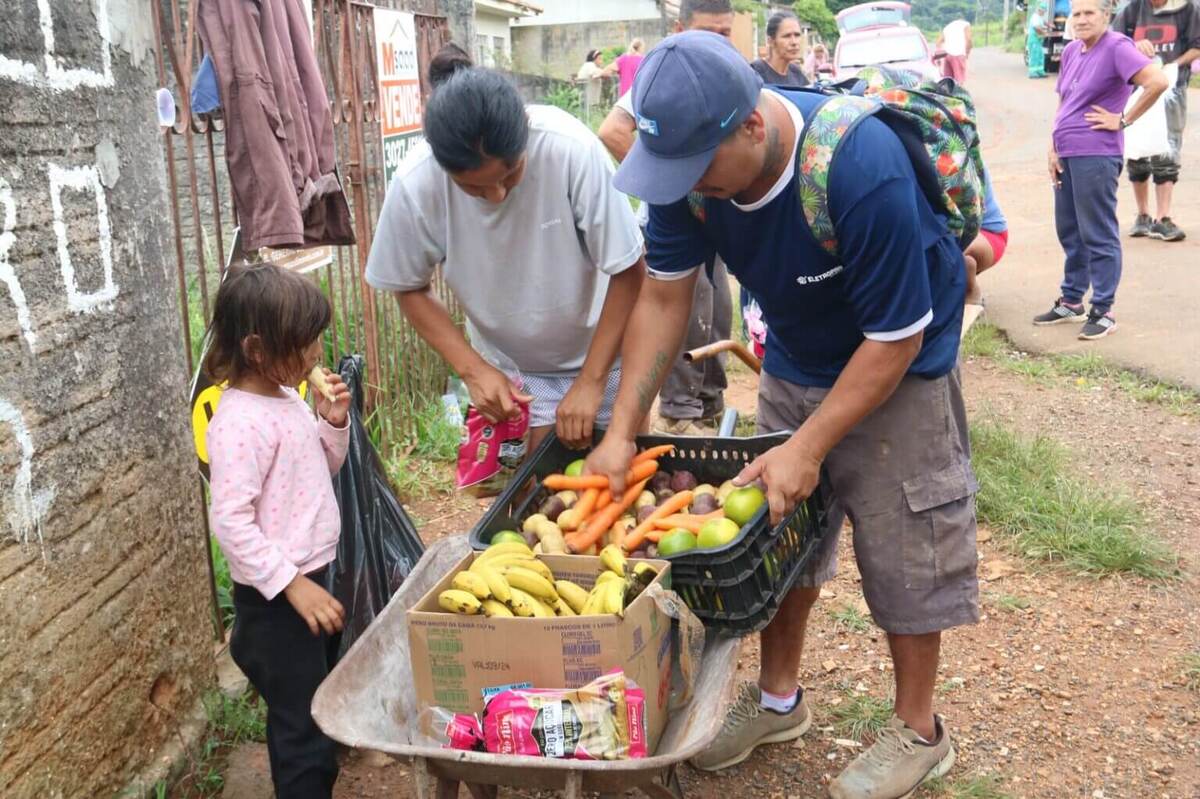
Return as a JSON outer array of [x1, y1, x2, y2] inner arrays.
[[937, 18, 973, 83]]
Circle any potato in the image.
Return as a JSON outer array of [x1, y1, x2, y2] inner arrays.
[[646, 544, 659, 558], [536, 519, 568, 554], [690, 493, 720, 515], [555, 490, 579, 508], [717, 480, 737, 506], [693, 483, 717, 497], [670, 470, 698, 492], [538, 495, 567, 520], [648, 472, 672, 494], [654, 486, 675, 503], [636, 505, 657, 524], [635, 490, 657, 510], [522, 513, 548, 534], [629, 548, 648, 559], [523, 529, 539, 547]]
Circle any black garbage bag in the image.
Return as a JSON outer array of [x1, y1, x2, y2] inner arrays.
[[323, 355, 425, 658]]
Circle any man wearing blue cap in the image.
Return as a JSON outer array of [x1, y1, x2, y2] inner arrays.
[[586, 32, 978, 798]]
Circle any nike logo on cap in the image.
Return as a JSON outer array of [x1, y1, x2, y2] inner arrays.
[[720, 108, 739, 128]]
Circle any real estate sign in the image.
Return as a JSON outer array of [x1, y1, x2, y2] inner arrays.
[[375, 8, 423, 186]]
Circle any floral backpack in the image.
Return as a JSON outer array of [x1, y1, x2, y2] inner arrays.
[[796, 66, 986, 259]]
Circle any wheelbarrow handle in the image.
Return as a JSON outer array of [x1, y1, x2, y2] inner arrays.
[[683, 340, 761, 375]]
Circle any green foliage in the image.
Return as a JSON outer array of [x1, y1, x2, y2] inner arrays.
[[544, 83, 582, 117], [203, 690, 268, 744], [830, 604, 873, 633], [210, 536, 235, 630], [1007, 9, 1027, 40], [829, 688, 894, 739], [600, 45, 625, 64], [920, 773, 1013, 799], [1183, 652, 1200, 691], [794, 0, 839, 44]]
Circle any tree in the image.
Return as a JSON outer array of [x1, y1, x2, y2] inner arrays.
[[794, 0, 839, 43]]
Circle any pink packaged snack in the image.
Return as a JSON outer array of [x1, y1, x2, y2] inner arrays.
[[478, 672, 647, 760], [456, 398, 530, 498]]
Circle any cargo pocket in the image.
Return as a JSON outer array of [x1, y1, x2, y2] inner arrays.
[[900, 462, 978, 590]]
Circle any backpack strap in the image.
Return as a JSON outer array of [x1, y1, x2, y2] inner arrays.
[[795, 94, 882, 260]]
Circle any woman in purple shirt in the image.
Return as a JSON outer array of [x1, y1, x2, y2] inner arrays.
[[1034, 0, 1167, 340]]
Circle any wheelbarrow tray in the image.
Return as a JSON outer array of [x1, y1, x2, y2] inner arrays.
[[312, 536, 741, 796]]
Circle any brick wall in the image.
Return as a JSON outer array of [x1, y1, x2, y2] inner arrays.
[[511, 18, 667, 80], [0, 1, 213, 796]]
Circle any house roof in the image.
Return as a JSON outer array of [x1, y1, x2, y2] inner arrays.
[[474, 0, 542, 18]]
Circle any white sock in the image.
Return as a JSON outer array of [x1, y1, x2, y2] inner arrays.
[[759, 686, 799, 714]]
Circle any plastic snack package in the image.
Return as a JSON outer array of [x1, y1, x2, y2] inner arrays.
[[456, 394, 530, 498]]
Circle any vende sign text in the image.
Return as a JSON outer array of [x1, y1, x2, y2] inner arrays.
[[374, 9, 424, 185]]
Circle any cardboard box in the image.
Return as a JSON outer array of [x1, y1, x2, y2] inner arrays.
[[408, 553, 675, 753]]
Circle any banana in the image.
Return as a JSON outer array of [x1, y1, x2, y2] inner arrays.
[[485, 555, 555, 583], [552, 596, 578, 616], [632, 562, 658, 580], [451, 571, 491, 600], [501, 566, 558, 602], [438, 589, 482, 615], [469, 562, 512, 604], [510, 587, 554, 618], [506, 590, 536, 617], [477, 541, 534, 561], [580, 587, 606, 616], [601, 580, 626, 617], [595, 570, 623, 586], [599, 544, 627, 577], [480, 598, 514, 617], [554, 580, 590, 614]]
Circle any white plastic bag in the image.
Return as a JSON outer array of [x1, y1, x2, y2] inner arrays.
[[1123, 63, 1178, 161]]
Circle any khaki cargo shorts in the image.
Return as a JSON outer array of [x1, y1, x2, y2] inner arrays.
[[757, 370, 980, 635]]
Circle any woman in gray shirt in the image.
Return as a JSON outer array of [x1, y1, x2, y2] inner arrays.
[[750, 11, 811, 87]]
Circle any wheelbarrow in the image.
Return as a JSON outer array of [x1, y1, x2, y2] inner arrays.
[[312, 535, 742, 798]]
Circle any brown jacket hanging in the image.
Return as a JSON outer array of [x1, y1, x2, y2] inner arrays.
[[197, 0, 355, 250]]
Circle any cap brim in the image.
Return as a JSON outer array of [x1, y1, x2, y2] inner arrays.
[[613, 140, 717, 206]]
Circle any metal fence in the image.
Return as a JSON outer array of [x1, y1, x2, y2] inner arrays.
[[151, 0, 461, 635]]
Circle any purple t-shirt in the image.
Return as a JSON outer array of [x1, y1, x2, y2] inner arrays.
[[616, 53, 643, 97], [1052, 31, 1151, 157]]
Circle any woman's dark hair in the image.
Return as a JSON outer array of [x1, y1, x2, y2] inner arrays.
[[204, 263, 331, 387], [767, 10, 799, 39], [585, 48, 602, 63], [423, 67, 529, 173], [428, 42, 472, 88]]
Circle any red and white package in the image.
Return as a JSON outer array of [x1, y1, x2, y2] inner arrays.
[[456, 397, 530, 498]]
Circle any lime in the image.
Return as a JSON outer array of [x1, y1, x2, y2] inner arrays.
[[696, 517, 740, 549], [657, 528, 698, 557], [724, 486, 766, 526], [564, 459, 586, 477], [490, 530, 526, 546]]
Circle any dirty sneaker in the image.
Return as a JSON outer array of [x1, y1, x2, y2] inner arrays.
[[690, 682, 812, 771], [1150, 217, 1186, 242], [1078, 309, 1117, 340], [653, 416, 715, 436], [1032, 298, 1087, 326], [1129, 213, 1153, 238], [829, 715, 955, 799]]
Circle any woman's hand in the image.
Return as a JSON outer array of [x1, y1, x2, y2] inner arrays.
[[1048, 147, 1064, 188], [556, 374, 604, 449], [1085, 104, 1122, 131], [464, 362, 533, 423], [284, 573, 345, 636], [314, 369, 352, 427]]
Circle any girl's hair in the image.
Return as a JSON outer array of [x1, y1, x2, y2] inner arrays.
[[204, 263, 331, 386], [423, 67, 529, 173], [585, 48, 602, 63], [767, 10, 800, 39], [428, 42, 473, 88]]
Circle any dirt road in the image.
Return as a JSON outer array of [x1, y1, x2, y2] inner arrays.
[[971, 47, 1200, 389]]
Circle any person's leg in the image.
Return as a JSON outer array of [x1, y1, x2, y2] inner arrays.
[[1155, 178, 1174, 220], [1054, 157, 1090, 305], [699, 258, 732, 421], [1070, 156, 1123, 314], [962, 234, 995, 305], [656, 262, 715, 429], [889, 633, 942, 740], [230, 579, 338, 799], [1151, 89, 1186, 241], [1131, 175, 1151, 216]]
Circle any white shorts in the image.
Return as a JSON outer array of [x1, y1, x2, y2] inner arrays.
[[523, 369, 622, 429]]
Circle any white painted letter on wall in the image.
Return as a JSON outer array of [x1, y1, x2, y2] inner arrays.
[[0, 179, 37, 350], [48, 164, 119, 313], [0, 0, 114, 91], [0, 398, 56, 547]]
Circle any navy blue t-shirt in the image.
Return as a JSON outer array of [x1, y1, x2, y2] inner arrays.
[[646, 88, 965, 388]]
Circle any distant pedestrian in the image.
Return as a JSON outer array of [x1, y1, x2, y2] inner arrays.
[[616, 38, 646, 98], [751, 10, 810, 87], [937, 18, 973, 82], [1027, 2, 1051, 78], [576, 49, 615, 111], [804, 42, 830, 80], [1112, 0, 1200, 242], [1036, 0, 1167, 340]]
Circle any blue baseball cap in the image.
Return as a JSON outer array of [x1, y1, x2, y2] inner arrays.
[[614, 31, 763, 205]]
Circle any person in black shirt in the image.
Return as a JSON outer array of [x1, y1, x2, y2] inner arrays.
[[750, 10, 811, 86]]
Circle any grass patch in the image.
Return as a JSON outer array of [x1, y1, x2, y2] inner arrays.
[[734, 412, 758, 438], [210, 536, 235, 630], [165, 691, 267, 797], [920, 773, 1012, 799], [986, 592, 1032, 613], [375, 394, 460, 501], [830, 605, 873, 633], [962, 322, 1200, 417], [829, 689, 893, 740], [971, 420, 1176, 579], [1182, 652, 1200, 691]]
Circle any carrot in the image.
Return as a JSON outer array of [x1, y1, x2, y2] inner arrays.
[[591, 488, 613, 517], [567, 477, 651, 553], [651, 511, 725, 533], [541, 461, 659, 493], [573, 488, 599, 522], [645, 528, 664, 543], [632, 444, 675, 465], [623, 490, 694, 552]]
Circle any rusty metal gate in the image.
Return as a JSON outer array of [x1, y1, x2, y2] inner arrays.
[[151, 0, 455, 635]]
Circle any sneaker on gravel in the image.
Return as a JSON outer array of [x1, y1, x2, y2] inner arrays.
[[1150, 217, 1186, 242], [1032, 298, 1087, 326], [1078, 309, 1117, 340], [1130, 213, 1153, 237], [690, 682, 812, 772], [653, 416, 715, 436], [828, 715, 955, 799]]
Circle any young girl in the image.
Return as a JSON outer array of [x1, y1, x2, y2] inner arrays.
[[205, 263, 351, 798]]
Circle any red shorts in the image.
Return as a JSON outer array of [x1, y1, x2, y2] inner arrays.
[[980, 229, 1008, 265]]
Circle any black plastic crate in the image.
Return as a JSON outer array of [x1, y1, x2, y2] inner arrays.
[[468, 431, 827, 636]]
